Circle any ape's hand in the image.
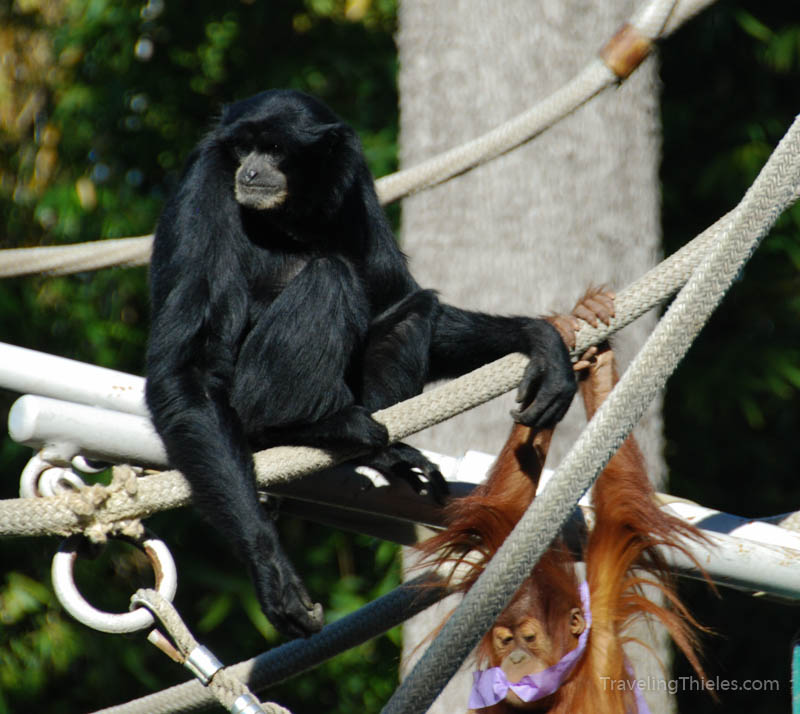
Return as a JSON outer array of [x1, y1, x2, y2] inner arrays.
[[512, 318, 576, 427], [246, 522, 325, 639], [548, 289, 615, 350], [513, 290, 616, 427], [576, 344, 618, 419]]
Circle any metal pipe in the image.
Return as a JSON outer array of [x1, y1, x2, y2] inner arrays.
[[9, 394, 164, 466], [8, 392, 800, 601], [0, 341, 147, 415]]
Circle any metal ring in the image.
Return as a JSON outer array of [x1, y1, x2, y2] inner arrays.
[[20, 452, 87, 498], [38, 467, 86, 497], [51, 533, 178, 633], [19, 453, 53, 497]]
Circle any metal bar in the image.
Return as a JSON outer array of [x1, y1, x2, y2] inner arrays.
[[0, 341, 147, 416], [8, 391, 800, 601]]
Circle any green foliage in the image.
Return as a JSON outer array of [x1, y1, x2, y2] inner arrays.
[[0, 1, 401, 712], [660, 2, 800, 711], [0, 0, 798, 712], [0, 573, 82, 711]]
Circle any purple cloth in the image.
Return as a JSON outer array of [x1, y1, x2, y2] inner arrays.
[[468, 581, 592, 708], [468, 580, 652, 713]]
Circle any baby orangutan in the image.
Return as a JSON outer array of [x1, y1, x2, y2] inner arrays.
[[419, 290, 706, 714]]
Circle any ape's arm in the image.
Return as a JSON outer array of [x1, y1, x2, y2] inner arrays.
[[146, 273, 324, 638], [428, 304, 576, 427], [146, 162, 324, 638]]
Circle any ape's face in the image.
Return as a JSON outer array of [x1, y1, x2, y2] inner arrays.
[[218, 89, 360, 227], [233, 148, 288, 211]]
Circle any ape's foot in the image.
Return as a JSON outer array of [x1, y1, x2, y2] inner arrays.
[[365, 442, 449, 504]]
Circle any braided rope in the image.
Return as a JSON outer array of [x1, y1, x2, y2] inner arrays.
[[0, 0, 718, 280], [377, 59, 614, 203], [0, 235, 152, 278], [131, 589, 289, 714], [0, 198, 786, 539], [92, 574, 446, 714], [381, 115, 800, 713]]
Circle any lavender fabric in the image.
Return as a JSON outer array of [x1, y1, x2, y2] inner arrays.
[[468, 581, 592, 709], [468, 580, 652, 713]]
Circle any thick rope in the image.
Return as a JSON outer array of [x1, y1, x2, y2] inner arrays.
[[130, 589, 288, 714], [0, 0, 720, 280], [91, 574, 447, 714], [382, 114, 800, 713], [377, 60, 615, 203], [0, 196, 791, 540], [0, 235, 152, 278]]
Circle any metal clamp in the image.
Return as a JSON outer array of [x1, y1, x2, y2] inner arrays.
[[231, 693, 267, 714], [184, 644, 224, 685], [51, 532, 177, 633]]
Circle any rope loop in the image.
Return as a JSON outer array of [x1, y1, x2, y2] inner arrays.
[[130, 588, 291, 714], [51, 530, 177, 634]]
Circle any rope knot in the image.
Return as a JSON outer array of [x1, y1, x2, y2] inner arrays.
[[64, 465, 143, 543]]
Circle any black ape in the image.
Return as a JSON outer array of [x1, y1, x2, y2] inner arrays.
[[146, 89, 575, 639]]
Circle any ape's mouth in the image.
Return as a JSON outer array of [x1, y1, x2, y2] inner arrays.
[[235, 183, 288, 210]]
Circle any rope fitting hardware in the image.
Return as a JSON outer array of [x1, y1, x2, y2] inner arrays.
[[130, 588, 271, 714], [20, 451, 87, 498], [600, 23, 653, 80], [51, 531, 177, 633], [232, 693, 268, 714], [184, 645, 225, 685]]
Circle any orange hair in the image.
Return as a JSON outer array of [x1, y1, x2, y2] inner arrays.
[[418, 349, 708, 713]]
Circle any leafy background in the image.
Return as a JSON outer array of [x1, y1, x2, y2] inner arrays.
[[0, 0, 798, 712]]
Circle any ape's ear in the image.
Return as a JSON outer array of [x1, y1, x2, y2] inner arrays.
[[310, 122, 357, 150], [569, 607, 586, 636]]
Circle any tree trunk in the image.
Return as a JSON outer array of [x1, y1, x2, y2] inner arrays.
[[397, 1, 672, 711]]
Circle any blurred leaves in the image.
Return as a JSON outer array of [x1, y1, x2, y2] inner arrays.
[[0, 572, 82, 712], [0, 0, 798, 712], [660, 4, 800, 711], [1, 1, 400, 712], [736, 10, 800, 72]]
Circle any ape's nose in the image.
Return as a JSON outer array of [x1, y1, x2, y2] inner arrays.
[[509, 649, 528, 665]]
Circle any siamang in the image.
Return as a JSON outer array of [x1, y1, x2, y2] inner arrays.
[[146, 89, 575, 639]]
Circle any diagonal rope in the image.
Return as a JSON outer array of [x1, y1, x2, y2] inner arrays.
[[90, 573, 447, 714], [381, 114, 800, 714], [129, 588, 287, 714], [0, 191, 794, 539], [0, 0, 719, 279]]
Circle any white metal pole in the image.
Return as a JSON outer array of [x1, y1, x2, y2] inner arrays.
[[0, 342, 147, 415]]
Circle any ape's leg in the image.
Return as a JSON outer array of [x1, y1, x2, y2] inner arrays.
[[360, 290, 438, 408], [238, 256, 386, 452], [252, 404, 389, 451], [146, 362, 325, 638], [358, 290, 449, 500]]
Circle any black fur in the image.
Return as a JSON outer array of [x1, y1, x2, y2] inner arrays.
[[145, 89, 575, 639]]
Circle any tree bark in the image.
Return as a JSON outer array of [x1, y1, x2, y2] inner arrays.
[[397, 1, 672, 711]]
